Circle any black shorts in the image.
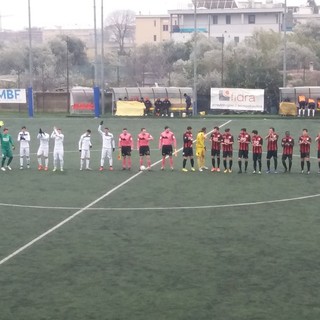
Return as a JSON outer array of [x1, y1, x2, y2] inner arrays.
[[139, 146, 150, 156], [308, 103, 316, 109], [223, 151, 233, 158], [253, 153, 262, 162], [121, 146, 131, 157], [282, 154, 292, 161], [183, 147, 193, 157], [300, 152, 310, 159], [299, 101, 306, 109], [162, 145, 173, 156], [211, 149, 220, 157], [266, 150, 277, 159], [238, 150, 249, 159]]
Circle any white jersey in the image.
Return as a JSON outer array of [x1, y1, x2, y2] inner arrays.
[[17, 131, 30, 148], [37, 133, 50, 149], [51, 129, 64, 151], [79, 133, 92, 150], [98, 125, 115, 149]]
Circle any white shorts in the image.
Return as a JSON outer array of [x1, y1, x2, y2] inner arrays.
[[53, 149, 64, 161], [80, 149, 90, 159], [37, 147, 49, 158], [20, 147, 30, 157]]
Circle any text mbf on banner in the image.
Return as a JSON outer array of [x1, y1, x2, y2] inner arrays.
[[0, 89, 27, 103], [210, 88, 264, 111]]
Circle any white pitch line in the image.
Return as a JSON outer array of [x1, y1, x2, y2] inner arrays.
[[0, 192, 320, 212], [0, 120, 232, 266]]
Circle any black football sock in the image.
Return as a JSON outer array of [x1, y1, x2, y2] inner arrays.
[[282, 160, 287, 171], [301, 161, 304, 170], [258, 160, 262, 171], [238, 160, 242, 170], [289, 159, 292, 171], [217, 158, 220, 168], [253, 160, 257, 171], [267, 159, 270, 171], [183, 159, 187, 168], [244, 161, 248, 172], [212, 158, 215, 167], [190, 158, 194, 167], [274, 158, 278, 170], [223, 159, 227, 169], [229, 160, 233, 169], [307, 161, 310, 171]]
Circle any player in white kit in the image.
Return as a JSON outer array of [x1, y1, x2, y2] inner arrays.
[[51, 127, 64, 172], [37, 128, 50, 171], [98, 121, 115, 171], [79, 129, 92, 170], [17, 126, 31, 169]]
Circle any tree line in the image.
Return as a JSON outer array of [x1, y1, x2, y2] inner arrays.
[[1, 12, 320, 111]]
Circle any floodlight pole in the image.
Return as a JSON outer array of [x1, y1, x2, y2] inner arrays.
[[27, 0, 34, 117], [283, 0, 287, 87], [193, 0, 198, 116], [66, 36, 70, 113], [100, 0, 105, 116], [221, 34, 224, 87], [93, 0, 100, 117]]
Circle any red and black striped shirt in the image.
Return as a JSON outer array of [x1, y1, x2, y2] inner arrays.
[[210, 132, 223, 150], [222, 133, 234, 152], [299, 135, 311, 153], [281, 136, 294, 155], [238, 132, 251, 151], [252, 135, 263, 154], [266, 133, 278, 151], [183, 132, 193, 148]]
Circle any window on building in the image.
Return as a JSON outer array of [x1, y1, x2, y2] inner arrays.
[[163, 25, 169, 31], [212, 15, 218, 24], [248, 15, 255, 24], [154, 20, 157, 27], [226, 15, 231, 24], [154, 35, 157, 42]]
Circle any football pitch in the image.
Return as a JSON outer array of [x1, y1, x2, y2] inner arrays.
[[0, 114, 320, 320]]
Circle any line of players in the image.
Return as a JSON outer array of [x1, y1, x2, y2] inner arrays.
[[0, 125, 65, 172], [189, 126, 319, 174], [1, 122, 320, 174]]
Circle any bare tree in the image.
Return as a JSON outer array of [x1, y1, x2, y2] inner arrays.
[[106, 10, 135, 54]]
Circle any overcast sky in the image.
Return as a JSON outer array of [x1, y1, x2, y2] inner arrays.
[[1, 0, 307, 31]]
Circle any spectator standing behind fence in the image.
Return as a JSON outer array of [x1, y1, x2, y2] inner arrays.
[[307, 97, 316, 117], [184, 93, 192, 116], [298, 95, 306, 117]]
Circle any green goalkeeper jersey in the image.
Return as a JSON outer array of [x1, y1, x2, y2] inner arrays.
[[0, 133, 14, 150]]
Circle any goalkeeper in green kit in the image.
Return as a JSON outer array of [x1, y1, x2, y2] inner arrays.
[[0, 126, 15, 171]]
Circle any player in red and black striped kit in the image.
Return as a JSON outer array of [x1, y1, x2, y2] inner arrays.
[[281, 131, 294, 173], [182, 126, 195, 172], [251, 130, 263, 174], [210, 126, 223, 172], [315, 132, 320, 173], [237, 128, 251, 173], [265, 127, 279, 173], [222, 128, 234, 173], [299, 128, 312, 174]]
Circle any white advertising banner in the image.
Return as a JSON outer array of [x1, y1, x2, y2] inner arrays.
[[210, 88, 264, 111], [0, 89, 27, 103]]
